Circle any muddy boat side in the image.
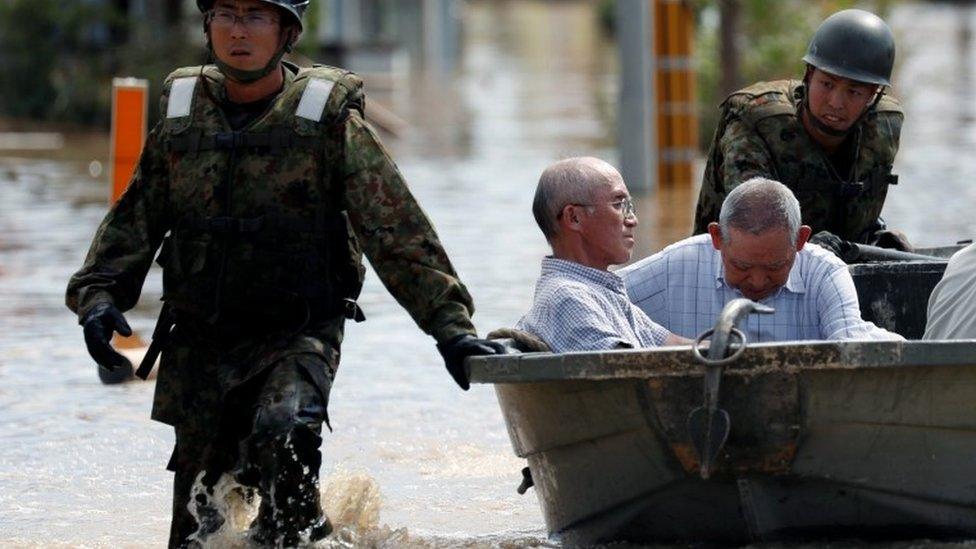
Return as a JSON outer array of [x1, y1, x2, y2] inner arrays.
[[468, 339, 976, 545]]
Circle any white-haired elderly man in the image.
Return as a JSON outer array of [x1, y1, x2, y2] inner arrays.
[[516, 157, 687, 352], [619, 177, 902, 342]]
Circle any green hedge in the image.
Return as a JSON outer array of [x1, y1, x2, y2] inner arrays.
[[0, 0, 201, 126]]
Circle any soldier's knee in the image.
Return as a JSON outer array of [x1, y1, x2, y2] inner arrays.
[[252, 390, 325, 461], [252, 400, 322, 446]]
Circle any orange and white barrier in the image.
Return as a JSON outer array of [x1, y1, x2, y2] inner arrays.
[[109, 77, 149, 204], [107, 77, 153, 381], [654, 0, 698, 190]]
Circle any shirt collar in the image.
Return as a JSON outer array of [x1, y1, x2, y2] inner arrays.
[[712, 247, 807, 296], [783, 259, 806, 293], [542, 256, 626, 293], [210, 63, 295, 103]]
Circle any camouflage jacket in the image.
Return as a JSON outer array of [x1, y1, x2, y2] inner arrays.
[[693, 80, 903, 242], [66, 64, 477, 425]]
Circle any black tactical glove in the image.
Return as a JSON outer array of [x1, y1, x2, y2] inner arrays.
[[809, 230, 856, 262], [81, 302, 133, 372], [436, 334, 507, 390]]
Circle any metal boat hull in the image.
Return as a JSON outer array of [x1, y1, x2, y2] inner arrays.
[[564, 474, 976, 545], [472, 254, 976, 544], [477, 340, 976, 545]]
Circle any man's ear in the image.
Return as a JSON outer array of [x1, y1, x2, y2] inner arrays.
[[280, 26, 296, 53], [796, 225, 813, 251], [707, 222, 723, 250], [559, 204, 583, 233]]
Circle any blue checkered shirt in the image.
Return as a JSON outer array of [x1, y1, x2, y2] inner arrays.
[[516, 257, 671, 352], [617, 235, 902, 342]]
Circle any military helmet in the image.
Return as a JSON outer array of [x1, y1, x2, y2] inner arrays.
[[802, 9, 895, 87], [197, 0, 310, 31]]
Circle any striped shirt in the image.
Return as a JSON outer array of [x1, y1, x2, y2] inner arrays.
[[516, 257, 671, 352], [618, 235, 902, 342]]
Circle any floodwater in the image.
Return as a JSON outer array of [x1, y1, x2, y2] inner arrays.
[[0, 1, 975, 547]]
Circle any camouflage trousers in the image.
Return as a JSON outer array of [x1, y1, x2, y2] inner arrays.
[[166, 352, 332, 548]]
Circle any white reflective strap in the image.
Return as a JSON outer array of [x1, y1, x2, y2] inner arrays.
[[296, 78, 336, 122], [167, 77, 198, 119]]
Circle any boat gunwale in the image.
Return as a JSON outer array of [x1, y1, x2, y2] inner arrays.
[[468, 339, 976, 384]]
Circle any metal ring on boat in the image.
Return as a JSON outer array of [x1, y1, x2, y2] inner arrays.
[[691, 327, 747, 366]]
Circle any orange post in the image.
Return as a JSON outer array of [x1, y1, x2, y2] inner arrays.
[[109, 78, 149, 204], [654, 0, 697, 190]]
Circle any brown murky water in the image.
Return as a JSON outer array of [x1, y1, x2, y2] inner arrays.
[[1, 1, 975, 547]]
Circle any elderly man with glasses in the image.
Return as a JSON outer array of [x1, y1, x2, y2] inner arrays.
[[66, 0, 505, 546], [516, 157, 687, 352], [620, 177, 901, 343]]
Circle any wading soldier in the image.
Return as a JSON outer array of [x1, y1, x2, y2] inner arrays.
[[66, 0, 504, 546], [693, 9, 910, 257]]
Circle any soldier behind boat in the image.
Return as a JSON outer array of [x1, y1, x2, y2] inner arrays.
[[693, 9, 911, 258], [65, 0, 505, 546]]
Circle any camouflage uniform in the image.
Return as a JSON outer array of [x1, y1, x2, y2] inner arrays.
[[693, 80, 903, 242], [66, 64, 476, 546]]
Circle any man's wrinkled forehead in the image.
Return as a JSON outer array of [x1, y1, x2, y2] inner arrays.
[[590, 161, 622, 184], [723, 226, 794, 255], [586, 162, 626, 193]]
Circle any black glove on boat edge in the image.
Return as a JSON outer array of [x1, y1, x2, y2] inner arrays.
[[437, 334, 507, 390]]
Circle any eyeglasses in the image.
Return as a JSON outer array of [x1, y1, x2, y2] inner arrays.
[[609, 197, 637, 218], [209, 8, 279, 31], [561, 197, 637, 219]]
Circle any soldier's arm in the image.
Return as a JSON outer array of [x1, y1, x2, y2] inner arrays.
[[716, 117, 776, 193], [340, 112, 476, 344], [65, 125, 171, 321]]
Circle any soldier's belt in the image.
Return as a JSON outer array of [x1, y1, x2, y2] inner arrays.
[[163, 296, 364, 346]]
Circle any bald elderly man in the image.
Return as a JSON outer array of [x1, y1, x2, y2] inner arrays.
[[516, 157, 686, 351]]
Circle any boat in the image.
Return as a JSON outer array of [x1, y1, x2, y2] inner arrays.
[[467, 248, 976, 545]]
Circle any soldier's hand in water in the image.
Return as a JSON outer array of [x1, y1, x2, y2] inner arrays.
[[437, 334, 508, 390], [81, 302, 133, 372], [809, 231, 855, 261]]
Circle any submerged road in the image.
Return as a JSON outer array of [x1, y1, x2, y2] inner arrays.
[[0, 1, 975, 547]]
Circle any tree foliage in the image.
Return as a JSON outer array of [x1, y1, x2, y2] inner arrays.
[[0, 0, 92, 120], [0, 0, 200, 125]]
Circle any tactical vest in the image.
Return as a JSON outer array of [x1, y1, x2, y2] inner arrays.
[[695, 80, 903, 242], [155, 63, 366, 330]]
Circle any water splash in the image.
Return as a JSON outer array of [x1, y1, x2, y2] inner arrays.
[[178, 467, 554, 548], [188, 471, 259, 549], [315, 469, 553, 548], [183, 467, 405, 548], [322, 468, 382, 534]]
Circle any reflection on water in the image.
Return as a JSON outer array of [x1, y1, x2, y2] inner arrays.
[[884, 3, 976, 246], [2, 1, 976, 548]]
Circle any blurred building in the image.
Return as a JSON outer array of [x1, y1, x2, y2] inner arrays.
[[95, 0, 460, 76]]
